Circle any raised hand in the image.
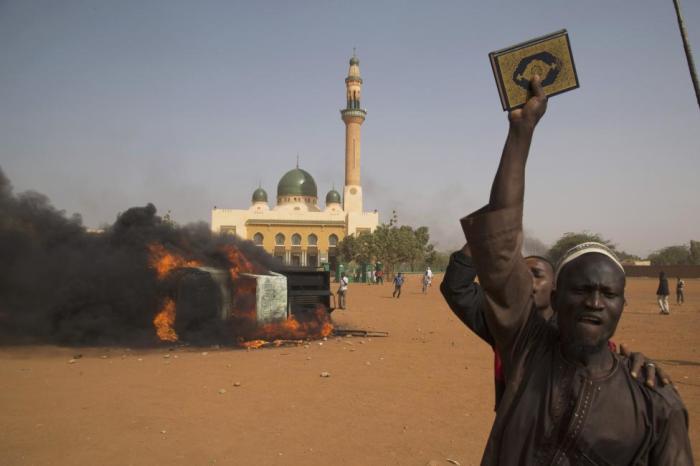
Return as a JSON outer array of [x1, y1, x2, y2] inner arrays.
[[508, 75, 548, 132]]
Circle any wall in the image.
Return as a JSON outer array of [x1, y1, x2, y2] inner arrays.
[[623, 265, 700, 278]]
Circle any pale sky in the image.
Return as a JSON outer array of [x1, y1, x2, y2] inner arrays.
[[1, 0, 698, 256]]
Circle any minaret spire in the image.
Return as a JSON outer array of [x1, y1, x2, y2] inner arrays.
[[340, 51, 367, 213]]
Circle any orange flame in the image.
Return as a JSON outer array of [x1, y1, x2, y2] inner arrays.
[[223, 245, 263, 281], [240, 339, 267, 349], [153, 298, 178, 342], [255, 305, 333, 341], [148, 243, 201, 279], [147, 243, 200, 341]]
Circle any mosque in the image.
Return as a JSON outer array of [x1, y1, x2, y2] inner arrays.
[[211, 54, 379, 269]]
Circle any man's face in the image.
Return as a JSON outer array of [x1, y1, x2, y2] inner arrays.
[[525, 257, 554, 310], [553, 253, 625, 353]]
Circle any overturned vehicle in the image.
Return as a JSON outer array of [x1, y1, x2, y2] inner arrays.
[[158, 267, 335, 344]]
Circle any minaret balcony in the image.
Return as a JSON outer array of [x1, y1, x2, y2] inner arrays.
[[340, 108, 367, 120]]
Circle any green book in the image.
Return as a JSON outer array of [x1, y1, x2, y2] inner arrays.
[[489, 29, 580, 111]]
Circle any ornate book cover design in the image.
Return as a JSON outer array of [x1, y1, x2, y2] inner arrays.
[[489, 29, 579, 111]]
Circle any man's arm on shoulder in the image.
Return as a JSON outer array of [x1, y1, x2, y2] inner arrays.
[[440, 244, 494, 346], [461, 76, 548, 356]]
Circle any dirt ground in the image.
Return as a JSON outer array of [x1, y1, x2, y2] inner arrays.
[[1, 276, 699, 466]]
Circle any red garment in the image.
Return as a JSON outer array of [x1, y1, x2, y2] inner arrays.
[[494, 349, 504, 382]]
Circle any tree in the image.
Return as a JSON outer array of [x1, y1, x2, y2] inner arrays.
[[648, 245, 692, 266], [424, 248, 450, 271], [337, 231, 374, 264], [689, 240, 700, 265], [337, 220, 440, 275], [547, 231, 640, 264], [547, 232, 614, 264]]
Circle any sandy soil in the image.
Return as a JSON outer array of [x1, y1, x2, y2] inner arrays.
[[1, 276, 699, 466]]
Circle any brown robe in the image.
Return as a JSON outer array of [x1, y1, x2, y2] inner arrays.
[[462, 205, 693, 466]]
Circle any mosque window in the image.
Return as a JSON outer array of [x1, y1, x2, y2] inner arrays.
[[308, 234, 318, 246], [275, 233, 285, 246], [253, 233, 264, 246], [221, 226, 236, 236], [291, 233, 302, 246], [329, 234, 338, 247]]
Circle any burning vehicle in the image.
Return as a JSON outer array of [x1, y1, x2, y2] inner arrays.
[[149, 243, 334, 346]]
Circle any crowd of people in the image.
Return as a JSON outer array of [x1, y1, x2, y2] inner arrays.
[[336, 266, 435, 305]]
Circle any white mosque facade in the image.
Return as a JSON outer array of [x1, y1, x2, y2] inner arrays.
[[211, 54, 379, 268]]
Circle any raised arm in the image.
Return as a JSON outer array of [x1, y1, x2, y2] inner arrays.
[[489, 76, 548, 210], [460, 77, 548, 357]]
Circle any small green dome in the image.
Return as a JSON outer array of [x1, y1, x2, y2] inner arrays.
[[277, 168, 318, 198], [252, 187, 268, 203], [326, 189, 341, 205], [349, 55, 359, 66]]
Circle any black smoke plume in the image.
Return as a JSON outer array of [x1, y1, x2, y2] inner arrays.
[[0, 167, 278, 345]]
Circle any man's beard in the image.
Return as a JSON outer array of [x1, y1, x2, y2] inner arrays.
[[563, 339, 609, 357]]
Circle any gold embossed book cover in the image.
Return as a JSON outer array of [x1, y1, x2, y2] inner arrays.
[[489, 29, 579, 111]]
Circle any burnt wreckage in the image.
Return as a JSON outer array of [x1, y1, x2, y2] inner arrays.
[[167, 266, 334, 341]]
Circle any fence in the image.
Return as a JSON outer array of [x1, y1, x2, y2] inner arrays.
[[623, 265, 700, 278]]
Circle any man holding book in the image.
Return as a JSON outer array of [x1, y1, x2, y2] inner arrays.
[[460, 75, 693, 465]]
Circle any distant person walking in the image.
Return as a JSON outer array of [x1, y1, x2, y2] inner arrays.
[[338, 273, 349, 309], [376, 270, 384, 285], [657, 271, 670, 315], [677, 277, 685, 305], [422, 267, 433, 294], [392, 272, 404, 298]]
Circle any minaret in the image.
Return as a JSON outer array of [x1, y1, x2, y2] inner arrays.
[[340, 51, 367, 213]]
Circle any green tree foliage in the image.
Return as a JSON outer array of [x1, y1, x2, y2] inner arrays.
[[336, 213, 442, 274], [547, 232, 615, 264], [547, 231, 639, 264], [337, 231, 375, 264], [648, 245, 693, 266], [426, 249, 450, 271], [690, 240, 700, 265]]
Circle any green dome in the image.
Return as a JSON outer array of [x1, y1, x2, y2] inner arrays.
[[251, 187, 268, 203], [326, 189, 341, 204], [277, 168, 318, 198], [349, 56, 359, 66]]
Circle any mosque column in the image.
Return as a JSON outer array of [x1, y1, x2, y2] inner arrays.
[[340, 52, 367, 214]]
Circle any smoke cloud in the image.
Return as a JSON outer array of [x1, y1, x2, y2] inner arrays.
[[522, 230, 550, 258], [0, 167, 278, 346]]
